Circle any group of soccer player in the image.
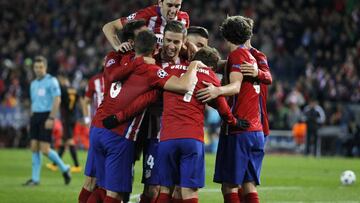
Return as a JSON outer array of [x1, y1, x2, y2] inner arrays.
[[78, 0, 272, 203]]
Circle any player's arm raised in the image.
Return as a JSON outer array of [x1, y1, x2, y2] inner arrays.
[[163, 60, 203, 94], [102, 19, 123, 51]]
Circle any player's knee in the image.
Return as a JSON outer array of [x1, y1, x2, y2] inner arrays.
[[160, 186, 171, 194], [242, 181, 257, 195], [83, 176, 97, 191], [180, 187, 198, 199], [147, 185, 160, 197], [221, 183, 238, 194]]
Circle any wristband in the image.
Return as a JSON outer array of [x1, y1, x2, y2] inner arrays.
[[84, 116, 91, 124]]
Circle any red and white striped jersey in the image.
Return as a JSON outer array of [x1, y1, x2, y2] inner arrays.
[[85, 73, 104, 117], [120, 5, 190, 46]]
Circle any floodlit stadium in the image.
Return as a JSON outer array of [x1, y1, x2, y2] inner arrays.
[[0, 0, 359, 202]]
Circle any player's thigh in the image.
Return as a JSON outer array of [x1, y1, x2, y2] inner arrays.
[[30, 139, 39, 152], [104, 135, 135, 193], [39, 141, 51, 154], [142, 139, 160, 185], [157, 140, 179, 187], [179, 139, 205, 188]]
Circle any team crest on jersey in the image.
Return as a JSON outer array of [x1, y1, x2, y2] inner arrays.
[[157, 69, 168, 78], [106, 59, 115, 68], [127, 13, 137, 20]]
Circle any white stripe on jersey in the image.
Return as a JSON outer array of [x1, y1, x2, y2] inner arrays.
[[160, 16, 167, 34], [148, 16, 157, 32], [94, 78, 103, 107], [125, 119, 136, 139], [133, 110, 147, 141]]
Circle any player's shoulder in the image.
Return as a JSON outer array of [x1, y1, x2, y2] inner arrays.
[[177, 11, 189, 19], [199, 67, 220, 86], [139, 5, 159, 16]]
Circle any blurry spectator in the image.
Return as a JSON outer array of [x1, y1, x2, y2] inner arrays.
[[303, 98, 326, 156], [204, 106, 221, 153]]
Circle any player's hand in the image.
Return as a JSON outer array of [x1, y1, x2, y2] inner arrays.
[[236, 118, 250, 130], [44, 118, 54, 129], [117, 42, 133, 53], [241, 62, 258, 77], [143, 57, 155, 64], [196, 81, 220, 103], [102, 115, 120, 129]]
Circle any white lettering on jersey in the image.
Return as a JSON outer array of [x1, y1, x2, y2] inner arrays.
[[110, 82, 122, 98]]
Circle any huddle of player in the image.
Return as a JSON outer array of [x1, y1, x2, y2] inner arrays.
[[78, 1, 272, 203]]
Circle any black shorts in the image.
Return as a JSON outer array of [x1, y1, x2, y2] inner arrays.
[[61, 116, 76, 141], [30, 112, 52, 143]]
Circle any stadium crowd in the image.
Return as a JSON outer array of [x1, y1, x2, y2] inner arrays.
[[0, 0, 359, 148]]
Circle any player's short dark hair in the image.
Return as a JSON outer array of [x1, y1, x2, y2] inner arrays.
[[220, 16, 253, 45], [192, 46, 220, 70], [34, 55, 48, 67], [187, 26, 209, 39], [134, 30, 157, 56], [122, 19, 147, 42], [164, 20, 187, 37]]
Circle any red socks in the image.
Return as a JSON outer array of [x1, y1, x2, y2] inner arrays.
[[245, 192, 260, 203], [172, 198, 182, 203], [140, 194, 158, 203], [78, 187, 92, 203], [156, 193, 171, 203], [238, 188, 244, 202], [224, 192, 240, 203], [87, 187, 106, 203], [181, 198, 198, 203], [103, 196, 121, 203]]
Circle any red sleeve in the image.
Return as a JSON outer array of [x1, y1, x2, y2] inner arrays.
[[115, 90, 161, 123], [178, 11, 190, 28], [147, 65, 172, 88], [84, 77, 95, 98], [250, 48, 272, 85], [229, 51, 247, 73], [120, 5, 156, 25], [105, 54, 144, 83]]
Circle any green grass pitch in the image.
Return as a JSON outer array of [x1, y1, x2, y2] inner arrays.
[[0, 149, 359, 202]]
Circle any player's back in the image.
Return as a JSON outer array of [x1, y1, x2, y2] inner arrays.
[[226, 47, 262, 133], [161, 65, 220, 142], [92, 54, 168, 138], [60, 86, 78, 118]]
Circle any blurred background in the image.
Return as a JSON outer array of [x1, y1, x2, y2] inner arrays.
[[0, 0, 359, 157]]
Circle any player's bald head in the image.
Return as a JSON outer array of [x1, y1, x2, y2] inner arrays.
[[220, 15, 253, 45]]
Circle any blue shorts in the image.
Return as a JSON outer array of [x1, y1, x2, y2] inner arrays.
[[158, 138, 205, 188], [84, 127, 96, 177], [90, 126, 135, 193], [214, 131, 265, 185], [142, 138, 160, 185]]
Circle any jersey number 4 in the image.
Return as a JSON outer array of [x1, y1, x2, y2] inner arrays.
[[146, 155, 154, 169]]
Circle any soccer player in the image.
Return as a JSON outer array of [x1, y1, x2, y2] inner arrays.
[[78, 19, 148, 203], [102, 0, 189, 50], [198, 16, 264, 203], [23, 56, 71, 186], [46, 74, 81, 173], [186, 26, 209, 49], [154, 47, 249, 203], [91, 30, 199, 203]]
